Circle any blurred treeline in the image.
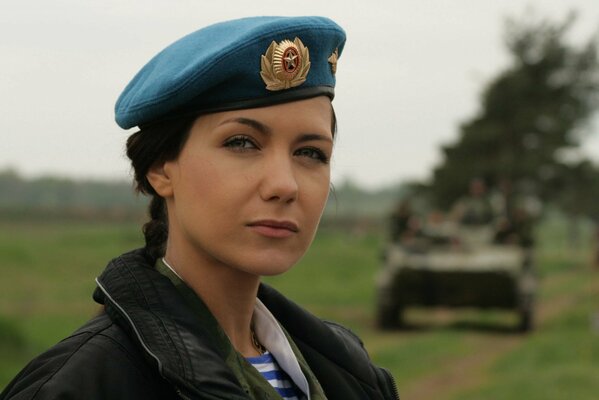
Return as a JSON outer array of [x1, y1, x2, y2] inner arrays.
[[0, 169, 146, 221], [412, 13, 599, 224]]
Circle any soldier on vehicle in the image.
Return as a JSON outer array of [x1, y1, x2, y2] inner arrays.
[[451, 178, 495, 226], [492, 179, 538, 248], [389, 199, 415, 242]]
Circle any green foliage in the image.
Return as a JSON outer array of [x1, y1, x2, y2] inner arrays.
[[430, 14, 599, 210], [0, 317, 26, 391], [266, 231, 380, 312], [456, 309, 599, 400], [369, 330, 469, 383], [0, 317, 25, 349], [550, 160, 599, 220]]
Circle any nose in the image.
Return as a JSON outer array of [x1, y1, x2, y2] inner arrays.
[[259, 155, 298, 204]]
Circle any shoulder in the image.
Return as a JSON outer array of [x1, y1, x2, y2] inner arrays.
[[259, 284, 370, 364], [1, 314, 173, 400], [258, 284, 399, 399], [321, 320, 399, 399], [321, 320, 371, 361]]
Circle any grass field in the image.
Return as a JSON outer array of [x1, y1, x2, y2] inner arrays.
[[1, 217, 598, 398]]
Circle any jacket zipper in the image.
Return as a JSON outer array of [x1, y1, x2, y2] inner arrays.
[[95, 279, 165, 375], [96, 278, 270, 400], [382, 368, 400, 400], [96, 280, 202, 400]]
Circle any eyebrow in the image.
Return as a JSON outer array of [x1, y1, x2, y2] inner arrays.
[[219, 117, 272, 135], [296, 133, 333, 144], [219, 117, 333, 143]]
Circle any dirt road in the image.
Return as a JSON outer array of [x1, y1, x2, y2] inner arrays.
[[399, 270, 587, 400]]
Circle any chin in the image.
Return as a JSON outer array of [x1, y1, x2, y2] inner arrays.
[[237, 252, 304, 277], [255, 265, 296, 277]]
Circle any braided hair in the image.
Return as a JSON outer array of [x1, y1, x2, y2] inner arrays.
[[125, 117, 195, 260]]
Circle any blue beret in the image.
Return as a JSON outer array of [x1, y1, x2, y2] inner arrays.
[[115, 16, 346, 129]]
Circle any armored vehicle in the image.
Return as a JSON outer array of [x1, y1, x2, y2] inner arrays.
[[375, 224, 536, 332]]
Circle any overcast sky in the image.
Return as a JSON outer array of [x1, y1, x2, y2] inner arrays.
[[1, 0, 598, 188]]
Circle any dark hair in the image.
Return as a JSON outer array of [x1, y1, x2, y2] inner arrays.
[[126, 103, 337, 260], [126, 117, 195, 259]]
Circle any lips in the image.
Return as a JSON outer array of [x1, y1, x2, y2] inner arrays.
[[247, 219, 299, 238]]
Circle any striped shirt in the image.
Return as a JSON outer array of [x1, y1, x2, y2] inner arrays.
[[247, 352, 303, 400]]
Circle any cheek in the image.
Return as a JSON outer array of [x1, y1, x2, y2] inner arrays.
[[173, 159, 218, 217], [175, 157, 253, 220], [178, 160, 213, 196], [302, 170, 331, 216]]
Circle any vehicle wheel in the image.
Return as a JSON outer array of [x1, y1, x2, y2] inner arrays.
[[517, 303, 533, 332], [376, 302, 403, 330]]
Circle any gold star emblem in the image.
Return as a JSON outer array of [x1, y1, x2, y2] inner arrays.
[[260, 38, 311, 91], [328, 48, 339, 75], [283, 51, 298, 71]]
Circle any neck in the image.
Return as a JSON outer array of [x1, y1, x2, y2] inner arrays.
[[164, 238, 262, 357]]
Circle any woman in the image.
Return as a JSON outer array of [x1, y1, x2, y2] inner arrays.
[[1, 16, 399, 400]]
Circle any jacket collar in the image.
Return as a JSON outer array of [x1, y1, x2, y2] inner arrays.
[[93, 248, 379, 399], [257, 285, 375, 387], [93, 248, 249, 399]]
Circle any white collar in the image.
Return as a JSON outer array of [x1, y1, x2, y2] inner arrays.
[[253, 299, 310, 399], [162, 257, 184, 280]]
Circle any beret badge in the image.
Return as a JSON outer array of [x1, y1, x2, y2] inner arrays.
[[260, 37, 311, 91], [328, 48, 339, 74]]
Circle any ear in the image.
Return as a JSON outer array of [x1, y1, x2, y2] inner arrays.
[[146, 161, 175, 197]]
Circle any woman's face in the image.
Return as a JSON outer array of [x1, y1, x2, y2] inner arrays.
[[153, 96, 333, 276]]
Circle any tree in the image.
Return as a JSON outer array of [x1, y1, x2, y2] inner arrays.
[[430, 13, 599, 210], [551, 160, 599, 220]]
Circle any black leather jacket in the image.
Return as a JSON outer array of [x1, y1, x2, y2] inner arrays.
[[1, 249, 399, 400]]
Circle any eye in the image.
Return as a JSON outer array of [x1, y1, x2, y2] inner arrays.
[[294, 147, 329, 164], [223, 135, 259, 151]]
